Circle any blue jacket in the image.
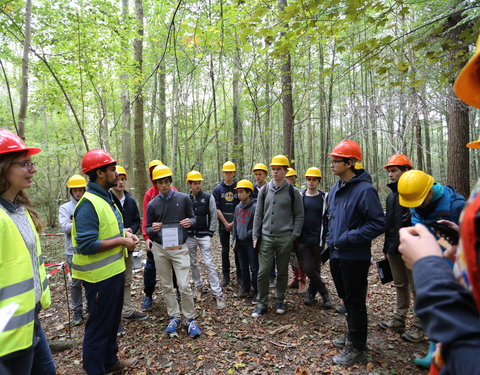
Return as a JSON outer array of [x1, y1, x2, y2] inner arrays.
[[410, 184, 465, 226], [327, 169, 385, 260], [212, 181, 239, 222]]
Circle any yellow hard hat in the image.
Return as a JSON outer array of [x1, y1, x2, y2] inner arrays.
[[354, 162, 363, 170], [235, 179, 254, 191], [305, 167, 322, 178], [152, 164, 173, 181], [186, 170, 204, 181], [67, 174, 87, 188], [454, 34, 480, 109], [116, 165, 128, 178], [270, 155, 290, 167], [148, 159, 163, 171], [398, 170, 434, 208], [286, 168, 297, 177], [222, 161, 236, 172], [252, 163, 268, 173]]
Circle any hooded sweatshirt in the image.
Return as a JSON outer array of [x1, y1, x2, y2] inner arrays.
[[232, 198, 257, 245], [327, 169, 385, 260]]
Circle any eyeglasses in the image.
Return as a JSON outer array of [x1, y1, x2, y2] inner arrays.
[[11, 161, 36, 171], [330, 160, 345, 166]]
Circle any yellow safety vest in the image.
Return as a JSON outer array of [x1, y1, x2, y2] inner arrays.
[[0, 208, 51, 358], [72, 191, 126, 283]]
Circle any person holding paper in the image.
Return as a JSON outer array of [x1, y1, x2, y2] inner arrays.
[[146, 164, 201, 338]]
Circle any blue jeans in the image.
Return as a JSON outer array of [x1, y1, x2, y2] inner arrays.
[[32, 325, 56, 375], [236, 242, 259, 294]]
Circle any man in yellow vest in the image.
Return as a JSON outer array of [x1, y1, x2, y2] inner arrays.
[[72, 149, 139, 374]]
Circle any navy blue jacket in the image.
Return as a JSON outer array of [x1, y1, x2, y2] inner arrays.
[[327, 169, 385, 260], [413, 256, 480, 375], [112, 191, 140, 234], [212, 181, 239, 223]]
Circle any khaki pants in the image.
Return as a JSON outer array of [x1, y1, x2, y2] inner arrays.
[[387, 253, 422, 328], [151, 242, 196, 320], [122, 252, 135, 317]]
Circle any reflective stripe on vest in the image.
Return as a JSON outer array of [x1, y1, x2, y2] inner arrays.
[[71, 191, 126, 283], [0, 208, 51, 357]]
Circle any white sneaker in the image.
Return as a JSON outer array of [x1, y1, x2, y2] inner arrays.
[[216, 296, 226, 309]]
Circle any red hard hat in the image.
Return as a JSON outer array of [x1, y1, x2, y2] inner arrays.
[[81, 149, 118, 173], [384, 154, 413, 169], [0, 129, 41, 155], [328, 140, 363, 161]]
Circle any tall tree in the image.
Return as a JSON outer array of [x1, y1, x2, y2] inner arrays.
[[17, 0, 32, 139], [120, 0, 132, 173]]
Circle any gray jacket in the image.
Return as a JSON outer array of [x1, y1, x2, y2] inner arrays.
[[59, 196, 78, 255], [252, 180, 304, 241]]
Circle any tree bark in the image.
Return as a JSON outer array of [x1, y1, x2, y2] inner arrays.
[[232, 46, 244, 173], [120, 0, 132, 173], [17, 0, 32, 140]]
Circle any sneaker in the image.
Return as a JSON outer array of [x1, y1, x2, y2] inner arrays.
[[234, 289, 250, 298], [288, 279, 299, 289], [106, 358, 138, 374], [332, 334, 346, 349], [165, 317, 181, 335], [297, 282, 308, 294], [335, 304, 347, 315], [117, 324, 126, 337], [70, 311, 83, 326], [401, 326, 424, 343], [124, 311, 148, 321], [186, 319, 201, 338], [332, 341, 366, 366], [251, 306, 267, 318], [269, 277, 276, 288], [216, 296, 226, 309], [378, 317, 405, 333], [251, 295, 260, 305], [275, 302, 286, 315], [321, 293, 333, 309], [141, 296, 153, 312]]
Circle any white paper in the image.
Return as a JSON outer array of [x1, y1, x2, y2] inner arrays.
[[162, 226, 180, 248], [0, 303, 19, 333]]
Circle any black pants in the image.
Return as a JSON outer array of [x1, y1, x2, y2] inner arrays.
[[297, 242, 329, 296], [330, 258, 370, 350], [219, 224, 241, 279]]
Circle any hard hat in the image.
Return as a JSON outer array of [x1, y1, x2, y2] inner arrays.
[[467, 136, 480, 149], [222, 161, 236, 172], [186, 170, 204, 181], [81, 149, 117, 173], [384, 154, 413, 169], [270, 155, 290, 167], [454, 34, 480, 109], [152, 164, 173, 180], [328, 140, 363, 161], [305, 167, 322, 178], [354, 162, 363, 169], [116, 165, 128, 178], [67, 174, 87, 188], [397, 170, 434, 208], [235, 179, 254, 191], [252, 163, 268, 173], [286, 168, 297, 177], [0, 128, 41, 155], [148, 159, 163, 171]]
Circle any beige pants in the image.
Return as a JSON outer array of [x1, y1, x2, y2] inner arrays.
[[122, 252, 135, 317], [151, 242, 196, 320]]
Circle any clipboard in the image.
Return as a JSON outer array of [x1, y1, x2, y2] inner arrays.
[[162, 223, 183, 250]]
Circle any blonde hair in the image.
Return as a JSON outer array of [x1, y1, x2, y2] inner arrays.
[[0, 151, 44, 233]]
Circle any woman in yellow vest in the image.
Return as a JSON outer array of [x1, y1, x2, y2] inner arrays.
[[0, 129, 55, 374]]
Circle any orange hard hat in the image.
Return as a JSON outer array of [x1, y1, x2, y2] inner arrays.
[[328, 140, 363, 161], [81, 149, 117, 173], [384, 154, 413, 169], [454, 35, 480, 109]]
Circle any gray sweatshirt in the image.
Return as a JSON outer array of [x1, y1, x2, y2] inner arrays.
[[252, 180, 304, 241], [59, 196, 78, 256]]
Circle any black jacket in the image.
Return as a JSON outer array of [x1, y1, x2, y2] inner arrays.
[[112, 191, 141, 234], [383, 182, 411, 255]]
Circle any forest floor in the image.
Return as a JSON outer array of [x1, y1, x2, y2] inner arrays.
[[40, 233, 427, 375]]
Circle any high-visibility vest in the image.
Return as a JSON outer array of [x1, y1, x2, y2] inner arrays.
[[72, 191, 126, 283], [0, 208, 51, 358]]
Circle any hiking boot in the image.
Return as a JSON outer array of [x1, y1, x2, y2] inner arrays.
[[378, 317, 405, 333], [124, 311, 148, 321], [216, 296, 226, 309], [297, 282, 308, 294], [186, 319, 201, 338], [106, 358, 138, 374], [332, 341, 366, 366], [401, 326, 424, 343], [321, 293, 333, 310], [234, 289, 250, 298], [70, 311, 83, 326], [141, 296, 153, 312], [269, 277, 276, 288], [335, 304, 347, 315], [332, 334, 346, 349], [117, 324, 126, 337], [304, 292, 317, 306], [251, 306, 267, 318], [165, 317, 181, 336], [288, 279, 299, 289], [275, 302, 286, 315], [220, 277, 230, 287]]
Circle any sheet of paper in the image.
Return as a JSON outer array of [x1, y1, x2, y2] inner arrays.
[[162, 225, 180, 248], [0, 303, 19, 333]]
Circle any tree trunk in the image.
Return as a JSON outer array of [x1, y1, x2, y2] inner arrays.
[[133, 0, 147, 204], [232, 46, 244, 174], [120, 0, 132, 173], [159, 60, 167, 162], [17, 0, 32, 140]]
